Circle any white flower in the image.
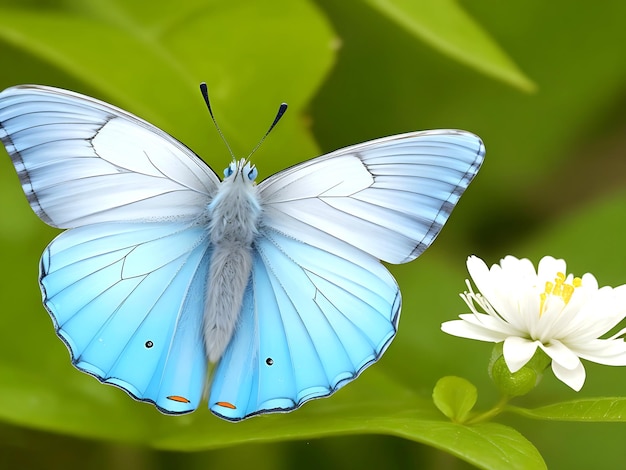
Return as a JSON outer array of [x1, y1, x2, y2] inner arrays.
[[442, 255, 626, 391]]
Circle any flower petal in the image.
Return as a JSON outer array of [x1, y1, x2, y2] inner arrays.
[[572, 339, 626, 366], [552, 358, 586, 391], [571, 286, 626, 338], [441, 319, 509, 342], [465, 256, 493, 300], [453, 313, 522, 336], [503, 336, 538, 372], [537, 256, 566, 282], [539, 339, 580, 369]]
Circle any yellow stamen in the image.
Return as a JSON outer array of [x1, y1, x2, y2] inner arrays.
[[539, 272, 581, 315]]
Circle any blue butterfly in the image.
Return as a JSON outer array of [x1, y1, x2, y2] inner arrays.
[[0, 84, 484, 421]]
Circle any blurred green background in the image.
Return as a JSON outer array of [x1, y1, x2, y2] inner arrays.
[[1, 0, 626, 468]]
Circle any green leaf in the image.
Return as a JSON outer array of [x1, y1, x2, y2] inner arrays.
[[0, 361, 546, 469], [433, 376, 477, 423], [509, 398, 626, 422], [360, 0, 535, 91], [403, 422, 546, 470]]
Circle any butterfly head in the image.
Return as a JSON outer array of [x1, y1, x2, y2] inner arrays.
[[223, 158, 258, 183]]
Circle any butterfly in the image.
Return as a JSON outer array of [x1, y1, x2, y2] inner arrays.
[[0, 84, 484, 421]]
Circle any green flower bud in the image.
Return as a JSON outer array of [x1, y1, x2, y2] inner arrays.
[[488, 343, 550, 397]]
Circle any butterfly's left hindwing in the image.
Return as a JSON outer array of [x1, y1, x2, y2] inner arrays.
[[209, 227, 400, 421], [41, 221, 210, 414]]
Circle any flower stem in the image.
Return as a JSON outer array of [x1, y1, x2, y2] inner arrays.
[[465, 395, 510, 425]]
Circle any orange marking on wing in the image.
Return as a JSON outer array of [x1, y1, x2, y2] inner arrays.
[[167, 395, 191, 403], [215, 401, 237, 409]]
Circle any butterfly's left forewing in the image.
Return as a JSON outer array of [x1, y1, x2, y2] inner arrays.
[[0, 85, 219, 228]]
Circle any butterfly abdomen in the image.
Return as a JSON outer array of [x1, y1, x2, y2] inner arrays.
[[204, 163, 262, 362]]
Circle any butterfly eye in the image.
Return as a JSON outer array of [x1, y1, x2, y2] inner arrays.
[[247, 166, 258, 181], [223, 163, 235, 178]]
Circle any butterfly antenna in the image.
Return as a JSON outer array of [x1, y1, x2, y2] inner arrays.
[[200, 82, 235, 159], [244, 102, 288, 162]]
